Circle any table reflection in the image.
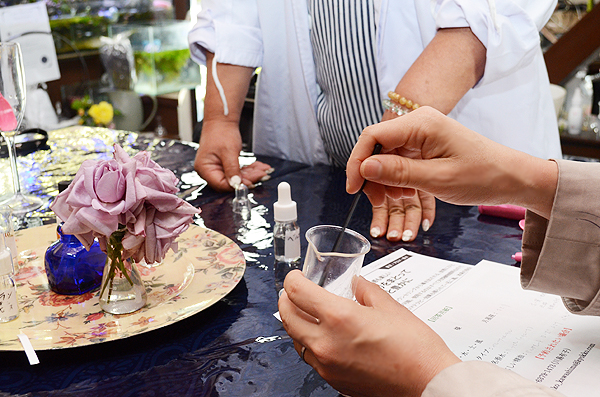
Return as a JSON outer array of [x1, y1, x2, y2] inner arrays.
[[0, 126, 523, 396], [0, 127, 203, 225]]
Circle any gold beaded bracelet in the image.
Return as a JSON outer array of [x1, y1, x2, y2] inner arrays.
[[383, 91, 420, 116]]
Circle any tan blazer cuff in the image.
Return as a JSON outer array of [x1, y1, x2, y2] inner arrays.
[[422, 361, 564, 397], [520, 159, 600, 314]]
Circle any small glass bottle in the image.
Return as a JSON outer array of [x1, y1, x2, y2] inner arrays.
[[232, 183, 251, 221], [45, 180, 107, 295], [0, 234, 19, 323], [273, 182, 301, 291], [0, 205, 17, 268], [44, 225, 107, 295]]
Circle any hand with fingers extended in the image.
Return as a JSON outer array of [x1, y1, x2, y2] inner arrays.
[[278, 270, 460, 397], [348, 107, 558, 220], [194, 120, 273, 191], [369, 192, 435, 242], [370, 108, 435, 242]]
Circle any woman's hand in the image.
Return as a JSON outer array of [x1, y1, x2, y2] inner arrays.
[[195, 120, 272, 191], [347, 107, 558, 219], [369, 192, 435, 242], [278, 270, 460, 397]]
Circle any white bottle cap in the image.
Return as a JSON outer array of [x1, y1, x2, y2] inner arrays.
[[274, 182, 297, 222]]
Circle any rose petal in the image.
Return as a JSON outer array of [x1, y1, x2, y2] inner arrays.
[[95, 166, 125, 203], [64, 172, 93, 208], [113, 143, 132, 164], [76, 206, 119, 237]]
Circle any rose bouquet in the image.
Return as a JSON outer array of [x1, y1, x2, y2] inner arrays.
[[51, 144, 201, 313]]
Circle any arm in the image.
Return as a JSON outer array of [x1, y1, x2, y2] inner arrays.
[[373, 27, 485, 242], [521, 160, 600, 315], [194, 52, 255, 191], [350, 108, 600, 318], [279, 270, 565, 397], [423, 361, 565, 397], [189, 2, 271, 190], [375, 0, 557, 240], [279, 270, 460, 397], [431, 0, 557, 86], [386, 27, 486, 117], [348, 107, 557, 219]]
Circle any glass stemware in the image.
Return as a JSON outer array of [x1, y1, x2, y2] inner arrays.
[[0, 42, 43, 215]]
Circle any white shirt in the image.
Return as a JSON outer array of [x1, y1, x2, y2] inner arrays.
[[189, 0, 562, 166]]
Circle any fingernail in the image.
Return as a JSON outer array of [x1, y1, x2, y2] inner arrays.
[[422, 219, 430, 232], [362, 159, 382, 179], [370, 226, 381, 238], [229, 175, 241, 188], [401, 230, 413, 242], [260, 174, 271, 182], [387, 230, 399, 239], [265, 167, 275, 175]]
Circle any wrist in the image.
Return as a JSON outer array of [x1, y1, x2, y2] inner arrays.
[[383, 92, 421, 117], [198, 119, 243, 149], [509, 156, 558, 219], [520, 159, 558, 219], [202, 118, 241, 131], [413, 351, 461, 397]]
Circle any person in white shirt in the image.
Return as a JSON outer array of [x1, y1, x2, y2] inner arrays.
[[188, 0, 561, 243]]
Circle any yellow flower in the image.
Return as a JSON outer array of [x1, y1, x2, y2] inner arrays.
[[88, 101, 114, 125]]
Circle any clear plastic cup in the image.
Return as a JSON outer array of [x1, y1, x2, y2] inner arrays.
[[303, 225, 370, 299]]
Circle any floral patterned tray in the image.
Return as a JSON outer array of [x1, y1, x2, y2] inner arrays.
[[0, 224, 246, 350]]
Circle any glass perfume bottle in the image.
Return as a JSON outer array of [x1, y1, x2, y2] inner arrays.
[[232, 183, 251, 221], [0, 233, 18, 323], [44, 225, 107, 295], [273, 182, 301, 291], [44, 180, 106, 295], [0, 205, 17, 270]]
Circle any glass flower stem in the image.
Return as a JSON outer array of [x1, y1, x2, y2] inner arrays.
[[3, 133, 22, 196]]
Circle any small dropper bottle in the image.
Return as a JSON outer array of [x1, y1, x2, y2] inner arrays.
[[0, 233, 19, 323], [232, 183, 251, 221], [0, 206, 17, 267], [273, 182, 301, 290]]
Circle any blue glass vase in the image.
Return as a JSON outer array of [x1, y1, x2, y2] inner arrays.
[[44, 225, 107, 295]]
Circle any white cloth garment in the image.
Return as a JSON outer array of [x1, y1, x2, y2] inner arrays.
[[308, 0, 383, 167], [188, 0, 562, 166]]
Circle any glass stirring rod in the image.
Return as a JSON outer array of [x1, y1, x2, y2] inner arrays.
[[318, 143, 382, 286]]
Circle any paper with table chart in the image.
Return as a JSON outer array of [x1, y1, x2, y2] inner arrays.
[[361, 250, 600, 396]]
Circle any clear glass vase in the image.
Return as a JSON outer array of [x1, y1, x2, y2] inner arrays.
[[99, 257, 147, 315]]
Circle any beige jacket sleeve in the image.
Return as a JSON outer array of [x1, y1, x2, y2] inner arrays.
[[424, 159, 600, 397], [423, 362, 564, 397], [521, 159, 600, 316]]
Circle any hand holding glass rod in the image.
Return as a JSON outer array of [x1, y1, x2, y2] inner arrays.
[[317, 143, 382, 287]]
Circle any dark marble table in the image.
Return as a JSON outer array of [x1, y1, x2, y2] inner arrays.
[[0, 126, 523, 396]]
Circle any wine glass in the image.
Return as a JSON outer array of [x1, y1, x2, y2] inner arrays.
[[0, 42, 43, 216]]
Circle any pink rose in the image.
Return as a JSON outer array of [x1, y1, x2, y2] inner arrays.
[[122, 201, 199, 263], [51, 144, 201, 264], [52, 157, 138, 248], [114, 144, 177, 194]]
